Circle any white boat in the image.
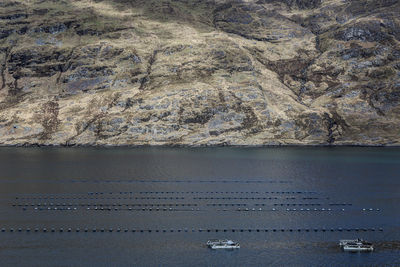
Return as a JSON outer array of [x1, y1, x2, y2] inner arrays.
[[339, 239, 364, 246], [207, 239, 240, 249], [340, 239, 373, 252], [207, 239, 224, 247]]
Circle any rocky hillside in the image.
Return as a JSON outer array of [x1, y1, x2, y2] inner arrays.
[[0, 0, 399, 146]]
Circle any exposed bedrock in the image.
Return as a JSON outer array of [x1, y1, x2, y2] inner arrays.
[[0, 0, 399, 146]]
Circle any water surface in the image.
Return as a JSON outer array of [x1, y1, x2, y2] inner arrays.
[[0, 147, 399, 266]]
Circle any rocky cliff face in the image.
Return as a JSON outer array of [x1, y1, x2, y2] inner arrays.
[[0, 0, 399, 146]]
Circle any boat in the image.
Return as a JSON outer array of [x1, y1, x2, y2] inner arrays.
[[207, 239, 240, 249], [340, 239, 373, 252], [207, 239, 225, 247], [339, 239, 364, 246]]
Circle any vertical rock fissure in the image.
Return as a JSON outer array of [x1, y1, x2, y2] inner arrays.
[[139, 49, 159, 91], [324, 113, 337, 144], [56, 47, 77, 85], [1, 47, 11, 90], [324, 112, 347, 144]]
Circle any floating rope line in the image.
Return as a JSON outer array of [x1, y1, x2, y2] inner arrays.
[[0, 227, 384, 233], [68, 180, 293, 184]]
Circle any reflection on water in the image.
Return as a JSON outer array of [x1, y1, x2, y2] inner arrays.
[[0, 147, 399, 266]]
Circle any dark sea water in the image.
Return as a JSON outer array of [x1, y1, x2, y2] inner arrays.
[[0, 147, 399, 267]]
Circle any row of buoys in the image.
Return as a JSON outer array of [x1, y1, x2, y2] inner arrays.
[[237, 208, 335, 211], [0, 227, 384, 233], [32, 207, 77, 211], [69, 180, 292, 183], [207, 204, 247, 206], [14, 203, 379, 211], [285, 208, 333, 211], [15, 197, 187, 200], [362, 208, 381, 211], [272, 204, 322, 206], [26, 207, 381, 212], [87, 191, 317, 195], [16, 191, 316, 198], [194, 197, 280, 200], [16, 195, 324, 200], [236, 208, 372, 212], [29, 207, 200, 211], [84, 207, 199, 211], [16, 197, 143, 200], [14, 203, 198, 207]]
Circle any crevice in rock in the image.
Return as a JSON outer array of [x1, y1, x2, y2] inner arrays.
[[66, 113, 105, 145], [368, 92, 386, 116], [325, 114, 337, 144], [139, 49, 159, 91], [8, 77, 21, 96], [246, 45, 329, 101], [66, 93, 122, 144], [220, 28, 280, 43], [56, 47, 77, 85], [324, 112, 347, 144], [1, 47, 12, 90]]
